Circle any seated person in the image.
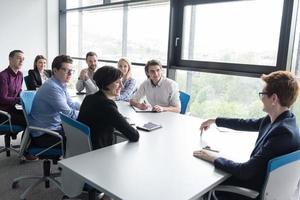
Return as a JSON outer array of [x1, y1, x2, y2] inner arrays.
[[0, 50, 26, 128], [130, 59, 180, 113], [193, 71, 300, 200], [27, 55, 51, 90], [30, 55, 80, 149], [78, 66, 140, 150], [115, 57, 137, 101], [76, 51, 98, 95]]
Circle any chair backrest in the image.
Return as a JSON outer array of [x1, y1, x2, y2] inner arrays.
[[60, 113, 92, 158], [179, 91, 190, 114], [20, 91, 36, 125], [24, 75, 30, 90], [261, 149, 300, 200], [19, 91, 36, 156]]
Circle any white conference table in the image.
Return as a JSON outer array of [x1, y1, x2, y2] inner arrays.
[[59, 99, 257, 200]]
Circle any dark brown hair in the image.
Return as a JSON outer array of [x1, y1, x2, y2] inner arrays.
[[33, 55, 47, 71], [51, 55, 73, 71], [144, 59, 162, 78], [93, 66, 122, 91], [9, 50, 23, 58], [86, 52, 98, 60]]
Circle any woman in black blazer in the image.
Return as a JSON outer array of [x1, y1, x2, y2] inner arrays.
[[194, 71, 300, 199], [27, 55, 51, 90]]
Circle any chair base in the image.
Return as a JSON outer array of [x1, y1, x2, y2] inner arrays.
[[12, 172, 61, 200], [0, 132, 20, 156]]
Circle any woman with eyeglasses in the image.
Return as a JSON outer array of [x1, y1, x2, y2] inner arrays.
[[27, 55, 52, 90], [193, 71, 300, 200]]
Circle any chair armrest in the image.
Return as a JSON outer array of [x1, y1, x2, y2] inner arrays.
[[0, 110, 12, 131], [28, 126, 63, 139], [28, 126, 64, 156], [209, 185, 259, 199]]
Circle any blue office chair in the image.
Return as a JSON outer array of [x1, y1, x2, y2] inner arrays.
[[179, 91, 190, 114], [208, 149, 300, 200], [60, 113, 99, 199], [12, 91, 63, 200], [0, 110, 24, 157]]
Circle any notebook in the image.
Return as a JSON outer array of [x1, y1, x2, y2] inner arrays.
[[136, 122, 162, 131], [131, 105, 156, 113]]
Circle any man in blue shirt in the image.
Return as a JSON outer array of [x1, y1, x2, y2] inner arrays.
[[30, 55, 80, 149]]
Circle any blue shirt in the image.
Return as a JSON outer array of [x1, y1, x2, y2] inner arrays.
[[116, 78, 137, 101], [30, 77, 80, 137]]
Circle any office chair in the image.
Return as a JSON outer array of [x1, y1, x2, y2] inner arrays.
[[0, 110, 24, 157], [24, 75, 30, 90], [179, 91, 190, 114], [12, 90, 63, 200], [60, 113, 98, 199], [207, 149, 300, 200]]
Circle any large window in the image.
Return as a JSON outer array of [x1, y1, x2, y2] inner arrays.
[[176, 70, 264, 119], [169, 0, 294, 76], [65, 1, 169, 65]]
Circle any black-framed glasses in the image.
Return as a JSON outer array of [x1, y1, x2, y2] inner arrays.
[[60, 68, 75, 75], [258, 92, 269, 99]]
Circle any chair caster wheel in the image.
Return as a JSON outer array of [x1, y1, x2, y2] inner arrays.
[[12, 181, 18, 189]]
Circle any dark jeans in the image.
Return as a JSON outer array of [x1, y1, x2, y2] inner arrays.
[[0, 108, 26, 129], [213, 177, 259, 200], [31, 128, 66, 151]]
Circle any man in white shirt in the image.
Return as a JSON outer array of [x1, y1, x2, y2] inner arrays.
[[130, 59, 180, 113], [76, 52, 98, 94]]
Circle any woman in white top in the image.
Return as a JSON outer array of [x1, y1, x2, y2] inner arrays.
[[27, 55, 51, 90]]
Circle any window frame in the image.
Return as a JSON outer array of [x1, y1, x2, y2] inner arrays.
[[168, 0, 296, 77]]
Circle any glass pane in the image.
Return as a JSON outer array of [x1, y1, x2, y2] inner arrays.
[[182, 0, 283, 66], [67, 0, 103, 9], [127, 3, 170, 65], [293, 97, 300, 125], [292, 2, 300, 77], [67, 8, 123, 60], [176, 69, 264, 119]]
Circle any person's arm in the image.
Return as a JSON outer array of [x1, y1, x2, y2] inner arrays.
[[28, 70, 39, 90], [129, 82, 148, 110], [152, 104, 180, 113], [0, 75, 19, 106], [47, 86, 79, 119], [84, 79, 98, 94], [116, 79, 137, 101], [157, 80, 180, 113], [216, 117, 263, 132], [106, 101, 139, 142]]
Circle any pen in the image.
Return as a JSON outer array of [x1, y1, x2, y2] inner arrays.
[[203, 146, 220, 153]]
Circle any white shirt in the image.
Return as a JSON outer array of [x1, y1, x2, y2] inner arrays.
[[132, 77, 180, 108]]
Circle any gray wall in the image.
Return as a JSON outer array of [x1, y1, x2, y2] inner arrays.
[[0, 0, 59, 77]]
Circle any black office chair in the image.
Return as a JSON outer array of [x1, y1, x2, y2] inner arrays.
[[24, 75, 30, 90]]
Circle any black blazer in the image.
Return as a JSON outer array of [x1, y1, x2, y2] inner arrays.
[[78, 90, 140, 150], [214, 111, 300, 192], [27, 69, 51, 90]]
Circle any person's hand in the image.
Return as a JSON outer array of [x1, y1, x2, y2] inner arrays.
[[152, 105, 164, 112], [193, 150, 218, 163], [139, 102, 150, 110], [200, 119, 216, 132], [79, 69, 88, 81]]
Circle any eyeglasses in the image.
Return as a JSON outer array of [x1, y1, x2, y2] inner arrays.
[[60, 68, 75, 75], [258, 92, 269, 99]]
